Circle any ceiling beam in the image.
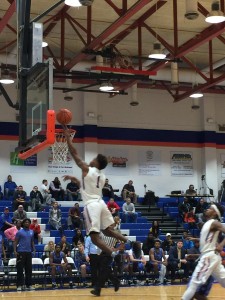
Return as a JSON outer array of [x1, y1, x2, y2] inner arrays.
[[0, 1, 16, 34]]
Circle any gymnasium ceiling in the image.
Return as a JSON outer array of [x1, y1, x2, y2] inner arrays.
[[1, 0, 225, 102]]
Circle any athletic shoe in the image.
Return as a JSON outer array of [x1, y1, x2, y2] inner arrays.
[[25, 286, 35, 291], [52, 283, 57, 289], [90, 289, 101, 296], [154, 279, 160, 285], [113, 278, 120, 292], [193, 293, 208, 300], [69, 282, 75, 289], [17, 286, 22, 292]]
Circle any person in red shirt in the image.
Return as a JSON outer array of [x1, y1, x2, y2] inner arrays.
[[107, 198, 120, 217], [30, 218, 41, 244]]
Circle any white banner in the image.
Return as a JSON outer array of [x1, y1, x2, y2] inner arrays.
[[104, 148, 129, 175], [170, 151, 193, 176], [138, 150, 161, 176]]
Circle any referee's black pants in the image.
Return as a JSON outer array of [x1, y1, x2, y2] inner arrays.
[[95, 252, 116, 290], [89, 254, 100, 286], [16, 252, 32, 287]]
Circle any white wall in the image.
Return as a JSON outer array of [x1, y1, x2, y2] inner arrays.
[[0, 85, 224, 198]]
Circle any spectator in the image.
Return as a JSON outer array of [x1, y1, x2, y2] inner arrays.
[[0, 186, 3, 200], [66, 178, 81, 201], [149, 239, 168, 284], [59, 235, 71, 256], [30, 186, 43, 212], [102, 178, 114, 198], [40, 179, 52, 205], [114, 216, 121, 232], [67, 203, 83, 230], [0, 233, 6, 270], [161, 233, 175, 253], [74, 241, 90, 287], [107, 198, 120, 217], [0, 207, 14, 232], [121, 180, 137, 203], [182, 230, 194, 250], [129, 241, 146, 278], [178, 197, 192, 222], [13, 185, 28, 211], [30, 218, 42, 244], [142, 232, 155, 255], [185, 184, 197, 206], [167, 240, 190, 284], [49, 202, 63, 236], [186, 240, 200, 272], [113, 242, 131, 277], [72, 228, 85, 248], [184, 207, 197, 229], [13, 204, 27, 222], [49, 244, 74, 289], [122, 197, 138, 223], [195, 198, 208, 223], [4, 175, 17, 199], [4, 220, 22, 257], [14, 218, 35, 291], [49, 177, 65, 201], [42, 241, 55, 261], [149, 220, 160, 238]]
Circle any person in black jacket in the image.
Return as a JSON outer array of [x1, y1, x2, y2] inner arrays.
[[142, 232, 155, 255], [167, 240, 190, 284], [30, 186, 44, 211]]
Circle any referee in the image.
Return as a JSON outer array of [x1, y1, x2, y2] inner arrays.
[[14, 218, 35, 291]]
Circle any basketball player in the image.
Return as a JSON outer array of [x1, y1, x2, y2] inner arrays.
[[182, 203, 225, 300], [63, 126, 128, 257]]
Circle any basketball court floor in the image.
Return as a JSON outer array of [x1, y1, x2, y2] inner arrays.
[[0, 284, 223, 300]]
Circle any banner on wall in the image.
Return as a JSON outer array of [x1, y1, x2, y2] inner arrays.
[[104, 148, 129, 175], [170, 151, 193, 176], [10, 150, 37, 173], [47, 147, 73, 174], [138, 150, 161, 176], [220, 154, 225, 178]]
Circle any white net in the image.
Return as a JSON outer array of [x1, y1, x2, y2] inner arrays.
[[51, 129, 75, 164]]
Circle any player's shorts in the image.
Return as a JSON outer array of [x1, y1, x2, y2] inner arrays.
[[83, 199, 114, 234], [191, 251, 225, 285]]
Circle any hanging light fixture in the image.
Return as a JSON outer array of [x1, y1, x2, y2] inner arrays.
[[99, 82, 114, 92], [189, 92, 203, 98], [42, 41, 48, 48], [148, 42, 166, 59], [65, 0, 82, 7], [205, 1, 225, 24], [0, 68, 14, 85]]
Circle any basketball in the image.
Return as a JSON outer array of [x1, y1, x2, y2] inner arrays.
[[56, 108, 72, 125]]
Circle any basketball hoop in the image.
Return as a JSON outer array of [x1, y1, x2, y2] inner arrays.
[[51, 129, 76, 163]]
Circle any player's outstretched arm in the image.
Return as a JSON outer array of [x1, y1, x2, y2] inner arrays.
[[63, 175, 81, 188]]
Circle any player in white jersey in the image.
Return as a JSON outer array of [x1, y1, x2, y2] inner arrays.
[[182, 203, 225, 300], [63, 126, 128, 257]]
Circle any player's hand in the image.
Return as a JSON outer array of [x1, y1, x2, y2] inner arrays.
[[62, 175, 71, 182]]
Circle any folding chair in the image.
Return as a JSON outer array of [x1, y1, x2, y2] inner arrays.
[[32, 258, 46, 288], [7, 258, 17, 289]]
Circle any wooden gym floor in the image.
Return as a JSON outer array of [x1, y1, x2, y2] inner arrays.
[[0, 284, 223, 300]]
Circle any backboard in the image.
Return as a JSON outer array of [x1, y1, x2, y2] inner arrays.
[[17, 58, 55, 159]]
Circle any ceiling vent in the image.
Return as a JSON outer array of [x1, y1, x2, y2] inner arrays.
[[185, 0, 199, 20]]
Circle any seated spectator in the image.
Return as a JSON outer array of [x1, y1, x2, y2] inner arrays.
[[0, 186, 3, 200], [59, 235, 71, 256], [121, 180, 137, 204], [30, 218, 41, 244], [4, 175, 17, 199], [195, 198, 208, 223], [0, 233, 6, 269], [42, 240, 55, 261], [149, 239, 168, 284], [13, 185, 28, 211], [13, 205, 27, 222], [48, 202, 63, 236], [72, 228, 85, 248], [66, 178, 81, 201], [167, 240, 190, 284], [102, 178, 114, 198], [185, 184, 197, 206], [161, 233, 175, 253], [49, 177, 65, 201], [129, 241, 146, 277], [178, 197, 192, 222], [113, 242, 131, 277], [184, 207, 197, 229], [74, 241, 90, 287], [107, 198, 120, 217], [49, 244, 74, 289], [114, 216, 121, 232], [40, 179, 53, 205], [4, 220, 22, 258], [142, 232, 155, 255], [30, 186, 44, 212], [67, 203, 83, 230], [0, 207, 14, 232], [149, 220, 160, 238], [182, 230, 194, 250], [122, 197, 138, 223], [186, 239, 200, 272]]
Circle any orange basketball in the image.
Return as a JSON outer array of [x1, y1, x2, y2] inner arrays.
[[56, 108, 72, 125]]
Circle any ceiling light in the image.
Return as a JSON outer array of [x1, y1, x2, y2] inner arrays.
[[189, 92, 203, 98], [205, 1, 225, 24], [65, 0, 82, 7], [99, 82, 114, 92], [0, 69, 14, 84], [42, 41, 48, 48], [148, 42, 166, 59]]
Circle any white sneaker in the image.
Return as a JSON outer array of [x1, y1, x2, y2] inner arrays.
[[17, 286, 22, 292], [26, 286, 35, 291]]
